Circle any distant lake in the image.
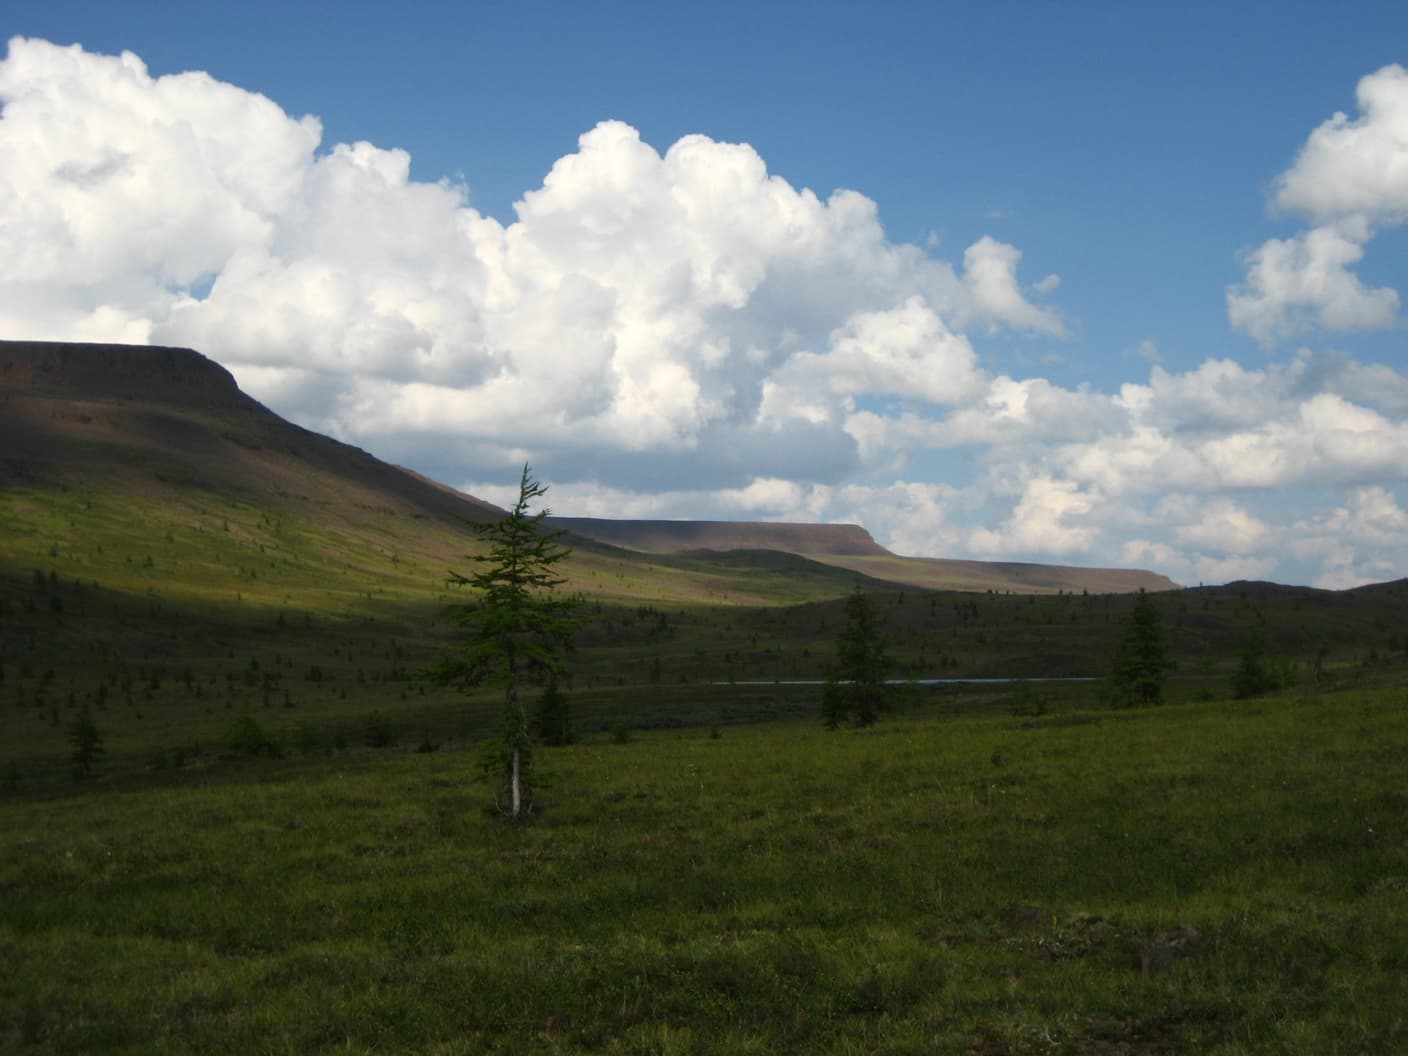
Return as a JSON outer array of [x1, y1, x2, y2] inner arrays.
[[716, 677, 1098, 686]]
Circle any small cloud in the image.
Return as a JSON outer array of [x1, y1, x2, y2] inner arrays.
[[1033, 273, 1061, 295], [961, 236, 1067, 336], [1129, 338, 1162, 363], [1227, 222, 1399, 346]]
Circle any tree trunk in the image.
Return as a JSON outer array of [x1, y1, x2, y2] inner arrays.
[[510, 745, 521, 818], [507, 651, 522, 818]]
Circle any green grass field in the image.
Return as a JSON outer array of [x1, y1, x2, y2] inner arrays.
[[3, 685, 1406, 1053]]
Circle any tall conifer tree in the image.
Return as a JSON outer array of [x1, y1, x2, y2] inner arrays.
[[822, 584, 890, 727], [435, 465, 576, 818], [1111, 588, 1169, 706]]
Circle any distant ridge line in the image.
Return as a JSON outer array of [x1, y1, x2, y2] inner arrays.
[[546, 516, 1180, 593], [545, 517, 888, 557]]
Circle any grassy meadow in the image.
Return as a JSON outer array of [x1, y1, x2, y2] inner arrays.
[[3, 685, 1407, 1053]]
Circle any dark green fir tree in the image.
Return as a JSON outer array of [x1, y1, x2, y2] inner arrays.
[[433, 465, 577, 819], [1111, 589, 1169, 706], [822, 584, 890, 728]]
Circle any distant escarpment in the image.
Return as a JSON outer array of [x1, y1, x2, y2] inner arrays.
[[548, 516, 1178, 594], [545, 518, 889, 558]]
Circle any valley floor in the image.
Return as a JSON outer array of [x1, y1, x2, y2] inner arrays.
[[3, 685, 1406, 1054]]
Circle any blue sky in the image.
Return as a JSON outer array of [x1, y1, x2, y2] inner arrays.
[[4, 2, 1408, 587]]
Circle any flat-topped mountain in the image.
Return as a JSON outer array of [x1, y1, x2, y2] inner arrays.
[[551, 515, 1177, 594], [544, 518, 890, 558], [0, 340, 257, 406], [0, 340, 503, 525]]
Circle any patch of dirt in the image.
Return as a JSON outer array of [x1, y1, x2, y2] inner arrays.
[[1027, 912, 1119, 961]]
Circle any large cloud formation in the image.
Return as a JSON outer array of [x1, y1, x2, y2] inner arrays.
[[3, 37, 1407, 588]]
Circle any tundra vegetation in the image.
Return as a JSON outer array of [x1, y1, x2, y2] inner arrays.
[[2, 478, 1408, 1051], [3, 684, 1407, 1053]]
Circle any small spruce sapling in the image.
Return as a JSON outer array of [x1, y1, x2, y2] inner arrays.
[[535, 679, 574, 746], [67, 703, 104, 778], [822, 585, 890, 728], [1233, 629, 1279, 699], [1110, 589, 1169, 707]]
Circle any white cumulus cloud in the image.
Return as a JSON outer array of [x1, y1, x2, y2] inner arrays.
[[1273, 64, 1408, 226], [1172, 498, 1271, 555], [0, 37, 1065, 481], [1230, 63, 1408, 344], [1227, 221, 1399, 345], [969, 476, 1097, 557], [960, 236, 1065, 336]]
